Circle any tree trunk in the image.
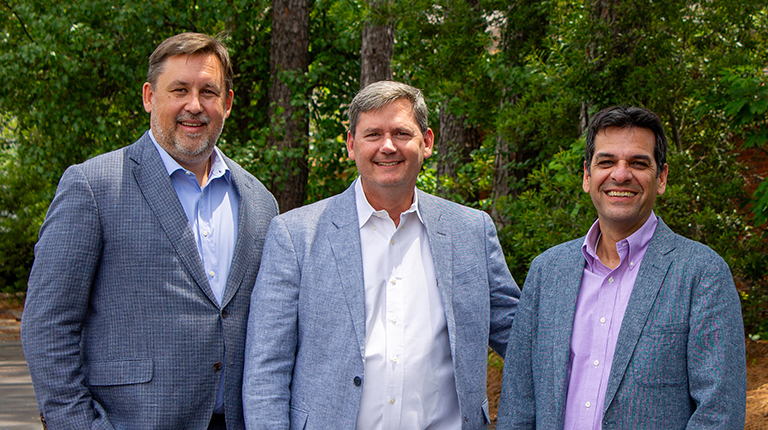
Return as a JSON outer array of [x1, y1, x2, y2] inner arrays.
[[436, 102, 480, 200], [360, 0, 394, 88], [268, 0, 310, 212]]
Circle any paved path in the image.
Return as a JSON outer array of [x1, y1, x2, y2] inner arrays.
[[0, 317, 41, 430]]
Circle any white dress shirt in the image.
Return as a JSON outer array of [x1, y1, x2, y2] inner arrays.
[[354, 178, 461, 430]]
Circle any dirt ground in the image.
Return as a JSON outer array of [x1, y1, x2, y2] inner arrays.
[[487, 340, 768, 428]]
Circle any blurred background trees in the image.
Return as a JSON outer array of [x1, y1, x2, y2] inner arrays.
[[1, 0, 766, 336]]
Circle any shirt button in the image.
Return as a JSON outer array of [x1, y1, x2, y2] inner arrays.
[[391, 356, 398, 363], [630, 261, 635, 267], [593, 360, 599, 366], [390, 278, 396, 285], [372, 225, 377, 231], [221, 309, 227, 318], [391, 317, 397, 324], [585, 401, 591, 408], [390, 239, 395, 245], [389, 398, 396, 405], [608, 276, 614, 284], [353, 376, 362, 386], [213, 362, 222, 371], [209, 270, 215, 277], [203, 231, 209, 237], [600, 317, 606, 324]]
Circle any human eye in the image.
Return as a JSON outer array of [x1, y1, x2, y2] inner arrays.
[[631, 160, 651, 169]]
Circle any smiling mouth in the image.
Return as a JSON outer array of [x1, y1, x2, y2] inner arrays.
[[179, 121, 205, 128], [607, 191, 636, 197], [376, 161, 401, 166]]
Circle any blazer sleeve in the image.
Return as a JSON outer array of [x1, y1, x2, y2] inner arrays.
[[484, 211, 521, 358], [496, 254, 541, 430], [242, 216, 300, 430], [686, 254, 746, 427], [21, 165, 115, 429]]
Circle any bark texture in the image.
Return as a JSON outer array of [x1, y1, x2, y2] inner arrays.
[[268, 0, 310, 212]]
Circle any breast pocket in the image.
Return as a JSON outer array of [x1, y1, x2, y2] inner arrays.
[[631, 323, 688, 387], [87, 358, 153, 386]]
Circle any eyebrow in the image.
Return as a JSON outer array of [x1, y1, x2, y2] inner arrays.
[[167, 80, 222, 92], [594, 152, 653, 162]]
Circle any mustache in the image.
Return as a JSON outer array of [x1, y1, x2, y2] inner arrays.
[[176, 113, 210, 124]]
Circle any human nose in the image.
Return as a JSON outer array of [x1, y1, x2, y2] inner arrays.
[[380, 134, 396, 153], [611, 161, 633, 183], [184, 91, 203, 114]]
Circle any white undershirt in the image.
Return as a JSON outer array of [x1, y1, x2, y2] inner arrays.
[[354, 178, 460, 430]]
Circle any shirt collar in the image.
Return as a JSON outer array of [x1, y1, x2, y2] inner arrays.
[[354, 177, 422, 229], [148, 129, 230, 183], [581, 210, 658, 269]]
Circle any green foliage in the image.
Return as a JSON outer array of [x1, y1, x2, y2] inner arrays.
[[497, 140, 595, 281], [696, 67, 768, 224]]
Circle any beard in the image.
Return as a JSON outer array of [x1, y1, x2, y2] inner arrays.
[[151, 110, 224, 167]]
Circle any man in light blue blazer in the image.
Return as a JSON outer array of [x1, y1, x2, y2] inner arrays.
[[21, 33, 278, 429], [242, 81, 520, 429], [497, 106, 746, 429]]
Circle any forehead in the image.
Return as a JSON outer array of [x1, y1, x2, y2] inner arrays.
[[357, 99, 417, 130], [157, 53, 224, 84], [593, 126, 655, 158]]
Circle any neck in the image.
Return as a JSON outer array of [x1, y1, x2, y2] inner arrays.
[[362, 183, 414, 228], [187, 157, 211, 187]]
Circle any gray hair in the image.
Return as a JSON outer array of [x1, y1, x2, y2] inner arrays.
[[348, 81, 429, 137]]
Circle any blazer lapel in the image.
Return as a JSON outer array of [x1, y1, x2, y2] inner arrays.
[[551, 244, 587, 419], [603, 219, 675, 411], [327, 186, 368, 355], [221, 163, 254, 308], [417, 192, 456, 358], [129, 134, 215, 304]]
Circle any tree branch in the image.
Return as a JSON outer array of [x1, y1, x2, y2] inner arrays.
[[1, 0, 34, 43]]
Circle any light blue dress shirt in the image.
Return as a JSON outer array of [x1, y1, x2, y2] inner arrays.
[[150, 130, 238, 414]]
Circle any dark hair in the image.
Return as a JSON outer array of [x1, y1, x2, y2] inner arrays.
[[147, 32, 233, 93], [585, 106, 668, 177], [348, 81, 429, 137]]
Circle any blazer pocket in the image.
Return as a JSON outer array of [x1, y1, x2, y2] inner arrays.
[[632, 323, 688, 387], [454, 265, 481, 287], [289, 406, 308, 430], [87, 358, 153, 386]]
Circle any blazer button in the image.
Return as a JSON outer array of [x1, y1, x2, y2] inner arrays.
[[221, 309, 228, 318], [213, 362, 222, 371], [353, 376, 362, 386]]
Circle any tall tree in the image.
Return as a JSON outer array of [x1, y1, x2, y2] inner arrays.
[[268, 0, 310, 211], [360, 0, 394, 88]]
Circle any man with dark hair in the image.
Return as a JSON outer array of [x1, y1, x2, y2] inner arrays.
[[242, 80, 520, 429], [497, 106, 747, 429], [22, 32, 278, 429]]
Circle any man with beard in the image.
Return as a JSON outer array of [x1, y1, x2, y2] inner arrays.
[[21, 33, 278, 429]]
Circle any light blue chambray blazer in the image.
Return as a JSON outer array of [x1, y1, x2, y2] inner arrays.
[[21, 132, 278, 429], [242, 184, 520, 430], [496, 218, 747, 429]]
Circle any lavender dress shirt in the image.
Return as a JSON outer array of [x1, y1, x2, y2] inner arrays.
[[563, 213, 658, 430]]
